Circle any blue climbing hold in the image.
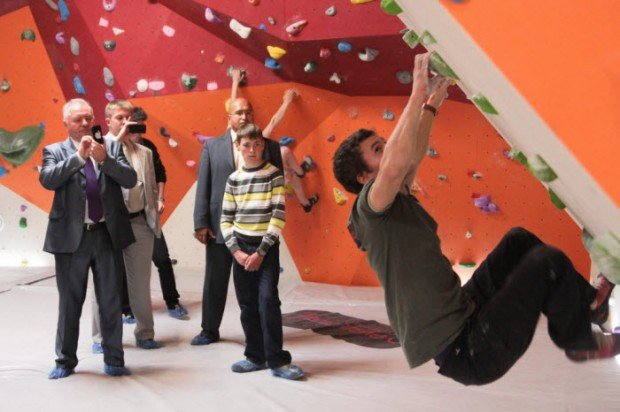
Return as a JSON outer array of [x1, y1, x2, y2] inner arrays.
[[73, 75, 86, 94], [259, 23, 267, 30], [337, 41, 352, 53], [58, 0, 70, 21], [0, 165, 8, 178], [279, 136, 295, 146], [264, 58, 281, 70]]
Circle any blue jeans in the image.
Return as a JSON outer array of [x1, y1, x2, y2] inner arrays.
[[232, 236, 291, 369]]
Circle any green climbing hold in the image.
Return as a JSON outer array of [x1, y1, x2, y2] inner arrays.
[[1, 78, 9, 93], [429, 52, 459, 80], [380, 0, 402, 15], [511, 150, 528, 166], [20, 29, 36, 42], [402, 30, 419, 49], [471, 93, 498, 115], [528, 155, 557, 182], [182, 73, 198, 90], [304, 61, 318, 73], [0, 126, 45, 166], [419, 31, 436, 46], [583, 231, 620, 285], [548, 188, 565, 209], [19, 217, 27, 229]]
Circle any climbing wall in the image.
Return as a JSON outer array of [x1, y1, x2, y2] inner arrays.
[[0, 0, 593, 283]]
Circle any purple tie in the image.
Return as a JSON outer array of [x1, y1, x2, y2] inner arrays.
[[84, 158, 103, 223]]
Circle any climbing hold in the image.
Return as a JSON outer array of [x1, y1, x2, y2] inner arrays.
[[337, 41, 352, 53], [20, 29, 36, 42], [73, 75, 86, 94], [351, 0, 375, 4], [182, 73, 198, 91], [471, 93, 498, 115], [205, 8, 221, 23], [1, 78, 10, 93], [427, 147, 438, 157], [103, 40, 116, 51], [267, 45, 287, 60], [325, 5, 337, 16], [249, 0, 260, 5], [129, 90, 137, 97], [508, 150, 528, 166], [193, 132, 216, 143], [159, 127, 171, 138], [264, 58, 281, 70], [45, 0, 58, 11], [304, 61, 318, 73], [279, 266, 284, 273], [396, 70, 412, 84], [382, 109, 395, 121], [136, 79, 148, 93], [472, 172, 482, 180], [186, 160, 196, 168], [103, 67, 114, 87], [438, 174, 447, 181], [55, 32, 65, 44], [0, 166, 7, 178], [301, 156, 316, 172], [582, 231, 620, 285], [259, 23, 267, 31], [267, 16, 276, 25], [207, 81, 218, 91], [304, 267, 311, 274], [214, 53, 225, 64], [73, 63, 80, 72], [402, 29, 419, 49], [168, 138, 178, 148], [99, 17, 109, 27], [58, 0, 70, 21], [285, 20, 308, 36], [148, 81, 165, 92], [327, 134, 336, 142], [102, 0, 116, 12], [473, 195, 499, 213], [319, 48, 331, 59], [465, 231, 473, 239], [112, 27, 124, 36], [330, 73, 342, 84], [419, 31, 437, 46], [279, 136, 295, 146], [19, 217, 27, 229], [548, 188, 566, 210], [333, 188, 348, 205], [21, 260, 29, 267], [70, 36, 79, 56], [162, 25, 175, 37], [528, 155, 557, 182], [230, 19, 252, 39], [358, 47, 379, 62], [381, 0, 403, 15], [348, 107, 358, 119], [104, 90, 114, 102], [429, 52, 460, 80], [0, 126, 44, 166]]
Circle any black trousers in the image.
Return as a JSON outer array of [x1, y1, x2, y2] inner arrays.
[[120, 232, 180, 313], [54, 228, 124, 369], [438, 227, 596, 385], [200, 242, 233, 340], [232, 237, 291, 368]]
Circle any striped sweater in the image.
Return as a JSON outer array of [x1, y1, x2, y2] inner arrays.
[[220, 162, 286, 255]]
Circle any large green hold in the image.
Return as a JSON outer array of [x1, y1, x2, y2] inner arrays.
[[583, 230, 620, 285], [381, 0, 402, 15], [0, 125, 45, 166], [472, 94, 498, 115], [548, 188, 566, 209], [528, 155, 558, 182], [429, 52, 459, 80]]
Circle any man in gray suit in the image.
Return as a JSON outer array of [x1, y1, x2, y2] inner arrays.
[[192, 96, 289, 345], [40, 98, 137, 379]]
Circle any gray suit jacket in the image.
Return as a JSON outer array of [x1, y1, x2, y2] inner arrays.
[[194, 129, 283, 244], [39, 137, 137, 253]]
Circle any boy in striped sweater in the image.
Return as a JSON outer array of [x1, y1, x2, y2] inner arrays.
[[220, 123, 304, 381]]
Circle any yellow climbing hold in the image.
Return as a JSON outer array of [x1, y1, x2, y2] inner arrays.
[[333, 187, 348, 205], [267, 45, 287, 60], [351, 0, 375, 4]]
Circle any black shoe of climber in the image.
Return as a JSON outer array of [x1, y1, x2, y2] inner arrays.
[[302, 195, 319, 213]]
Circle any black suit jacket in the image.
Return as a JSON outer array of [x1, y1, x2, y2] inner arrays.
[[194, 129, 283, 244], [39, 137, 137, 253]]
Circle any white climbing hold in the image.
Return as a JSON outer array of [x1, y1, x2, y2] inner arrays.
[[55, 32, 65, 44], [102, 0, 116, 12], [207, 81, 218, 91], [70, 36, 79, 56], [285, 20, 307, 36], [112, 27, 124, 36], [45, 0, 58, 11], [329, 73, 341, 84], [168, 138, 178, 148], [136, 79, 148, 93], [99, 17, 109, 27], [205, 8, 221, 23], [103, 67, 114, 87], [229, 19, 252, 39], [325, 6, 336, 16], [358, 47, 379, 62], [162, 25, 175, 37], [148, 81, 165, 92]]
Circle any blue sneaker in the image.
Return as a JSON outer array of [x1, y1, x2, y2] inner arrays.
[[271, 364, 304, 380], [48, 366, 74, 380], [122, 314, 136, 324], [104, 364, 131, 377], [190, 333, 218, 346], [231, 359, 267, 373], [167, 304, 188, 319], [136, 339, 163, 350], [92, 342, 103, 354]]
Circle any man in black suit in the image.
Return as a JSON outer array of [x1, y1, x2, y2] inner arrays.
[[192, 95, 291, 345], [40, 98, 137, 379]]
